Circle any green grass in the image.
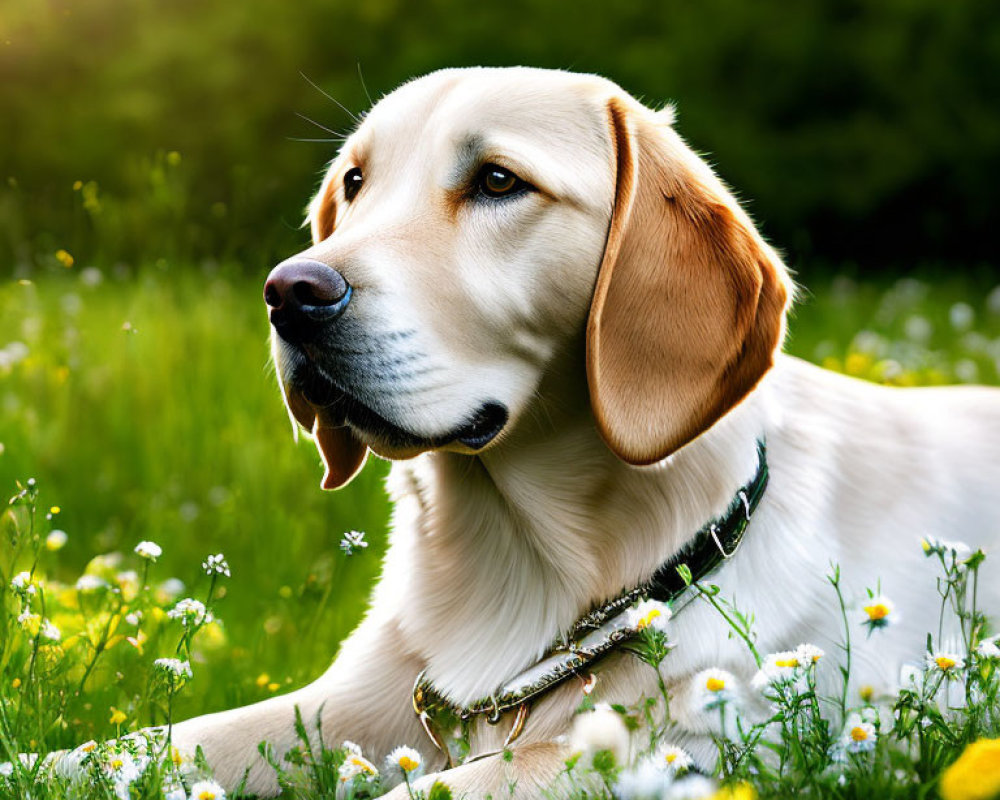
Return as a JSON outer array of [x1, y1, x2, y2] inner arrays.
[[1, 265, 999, 798]]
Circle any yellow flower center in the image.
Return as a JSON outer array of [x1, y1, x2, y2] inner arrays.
[[399, 755, 419, 772], [638, 609, 661, 629], [706, 676, 726, 692], [936, 656, 957, 670], [775, 658, 799, 668], [111, 758, 124, 770], [665, 752, 677, 763], [864, 603, 890, 620], [350, 756, 375, 774], [197, 792, 216, 800], [851, 726, 870, 742]]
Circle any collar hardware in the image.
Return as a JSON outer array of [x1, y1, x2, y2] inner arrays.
[[412, 439, 769, 767]]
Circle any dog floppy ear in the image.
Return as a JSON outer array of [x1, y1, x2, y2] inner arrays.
[[587, 98, 791, 465]]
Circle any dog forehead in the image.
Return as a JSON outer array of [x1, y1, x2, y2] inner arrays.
[[359, 67, 620, 168]]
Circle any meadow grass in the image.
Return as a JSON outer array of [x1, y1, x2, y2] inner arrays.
[[1, 265, 999, 799]]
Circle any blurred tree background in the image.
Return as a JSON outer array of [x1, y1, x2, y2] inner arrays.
[[2, 0, 999, 279]]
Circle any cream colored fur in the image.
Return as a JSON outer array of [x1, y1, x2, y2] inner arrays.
[[169, 67, 1000, 798]]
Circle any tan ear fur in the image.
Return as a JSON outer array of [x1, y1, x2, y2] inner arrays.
[[310, 176, 338, 244], [587, 98, 791, 465]]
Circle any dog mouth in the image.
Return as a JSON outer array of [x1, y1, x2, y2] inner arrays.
[[283, 362, 508, 452]]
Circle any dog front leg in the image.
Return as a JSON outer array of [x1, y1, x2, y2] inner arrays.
[[170, 616, 429, 796], [378, 742, 573, 800]]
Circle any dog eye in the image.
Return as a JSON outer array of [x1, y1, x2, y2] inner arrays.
[[344, 167, 363, 201], [477, 165, 527, 198]]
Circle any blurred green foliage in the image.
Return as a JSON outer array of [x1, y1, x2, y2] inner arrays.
[[2, 0, 999, 276]]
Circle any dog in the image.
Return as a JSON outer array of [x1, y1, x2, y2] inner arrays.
[[168, 66, 1000, 797]]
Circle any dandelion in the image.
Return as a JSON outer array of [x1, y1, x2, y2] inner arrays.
[[46, 529, 68, 550], [842, 714, 877, 754], [977, 635, 1000, 660], [386, 745, 423, 777], [654, 743, 692, 773], [862, 594, 896, 632], [168, 597, 212, 627], [10, 571, 36, 596], [939, 738, 1000, 800], [134, 540, 162, 560], [928, 651, 965, 675], [693, 668, 737, 710], [202, 553, 230, 577], [340, 530, 368, 555], [628, 599, 672, 633], [109, 707, 127, 726], [76, 574, 109, 592], [189, 779, 226, 800], [55, 249, 74, 268]]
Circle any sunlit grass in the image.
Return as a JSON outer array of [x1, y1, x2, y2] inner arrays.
[[1, 266, 999, 798]]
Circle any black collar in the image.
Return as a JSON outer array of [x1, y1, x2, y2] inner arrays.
[[413, 439, 769, 766]]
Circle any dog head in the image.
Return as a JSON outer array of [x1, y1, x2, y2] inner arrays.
[[265, 67, 791, 488]]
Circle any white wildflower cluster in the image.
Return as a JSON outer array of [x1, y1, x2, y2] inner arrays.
[[154, 657, 193, 685], [339, 530, 368, 556], [134, 540, 162, 561], [202, 553, 230, 577], [55, 740, 155, 800], [615, 746, 699, 800], [167, 597, 213, 627], [10, 570, 37, 597], [76, 574, 109, 593], [338, 740, 379, 785]]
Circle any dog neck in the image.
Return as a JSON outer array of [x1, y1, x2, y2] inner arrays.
[[386, 368, 772, 706]]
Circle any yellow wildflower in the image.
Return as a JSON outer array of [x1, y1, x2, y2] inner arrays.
[[109, 708, 127, 725], [939, 738, 1000, 800], [55, 249, 74, 268], [256, 673, 270, 688]]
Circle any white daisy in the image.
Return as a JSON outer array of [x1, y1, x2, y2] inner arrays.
[[842, 714, 877, 753], [615, 758, 673, 799], [692, 668, 737, 710], [134, 540, 162, 560], [385, 745, 423, 777], [751, 650, 802, 690], [653, 743, 692, 772], [568, 703, 630, 766], [628, 599, 672, 633], [977, 634, 1000, 659], [861, 595, 896, 631], [927, 651, 965, 675], [795, 643, 825, 665], [189, 779, 226, 800]]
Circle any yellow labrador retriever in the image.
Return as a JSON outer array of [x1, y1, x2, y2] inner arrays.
[[171, 67, 1000, 797]]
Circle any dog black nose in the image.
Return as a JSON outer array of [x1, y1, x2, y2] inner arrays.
[[264, 258, 352, 342]]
